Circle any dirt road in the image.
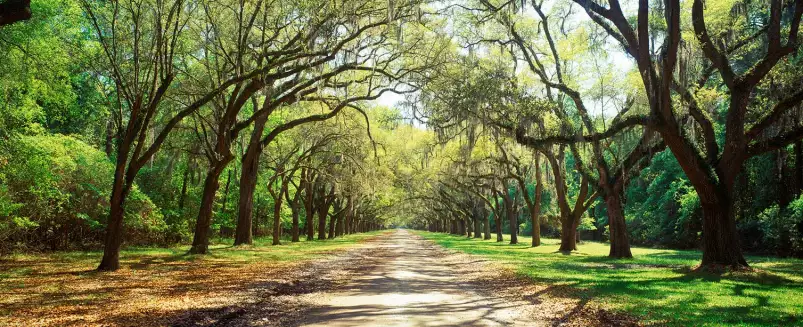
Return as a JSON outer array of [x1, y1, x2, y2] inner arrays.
[[299, 229, 528, 326], [188, 229, 636, 327]]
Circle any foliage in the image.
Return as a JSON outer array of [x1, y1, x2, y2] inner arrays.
[[0, 134, 165, 251]]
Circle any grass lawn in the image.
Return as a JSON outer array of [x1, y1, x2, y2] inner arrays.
[[416, 231, 803, 327], [0, 232, 385, 326]]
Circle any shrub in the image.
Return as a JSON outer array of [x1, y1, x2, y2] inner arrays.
[[759, 196, 803, 256], [0, 134, 165, 252]]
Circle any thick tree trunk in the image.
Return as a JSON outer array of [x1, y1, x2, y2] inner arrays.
[[699, 195, 748, 268], [658, 110, 749, 268], [558, 214, 578, 252], [190, 165, 226, 254], [606, 192, 632, 258], [234, 114, 267, 246]]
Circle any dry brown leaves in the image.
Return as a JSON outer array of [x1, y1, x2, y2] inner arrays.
[[0, 234, 388, 327]]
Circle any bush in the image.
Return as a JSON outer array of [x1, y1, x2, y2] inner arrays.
[[759, 196, 803, 256], [0, 134, 166, 252]]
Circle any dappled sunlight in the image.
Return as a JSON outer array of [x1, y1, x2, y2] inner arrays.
[[419, 232, 803, 327], [0, 232, 386, 326]]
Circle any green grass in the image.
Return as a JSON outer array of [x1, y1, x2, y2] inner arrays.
[[416, 231, 803, 327]]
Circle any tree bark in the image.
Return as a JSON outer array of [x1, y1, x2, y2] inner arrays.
[[234, 114, 267, 246], [304, 173, 316, 240], [483, 207, 491, 240], [97, 183, 130, 271], [559, 214, 578, 252], [271, 182, 287, 246], [473, 213, 482, 238], [316, 183, 334, 240], [605, 191, 632, 258], [290, 198, 300, 242], [699, 194, 748, 268], [97, 127, 138, 271], [328, 209, 337, 239], [190, 164, 227, 254], [531, 157, 543, 247], [502, 182, 518, 245], [495, 214, 503, 242]]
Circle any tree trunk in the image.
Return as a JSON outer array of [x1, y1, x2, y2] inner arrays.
[[97, 130, 138, 271], [190, 164, 226, 254], [532, 156, 543, 247], [290, 201, 300, 242], [344, 197, 353, 235], [495, 214, 503, 242], [473, 215, 482, 238], [272, 189, 284, 246], [699, 195, 747, 268], [234, 114, 267, 246], [606, 192, 632, 258], [530, 209, 541, 247], [464, 217, 471, 237], [483, 209, 491, 240], [304, 174, 316, 240], [97, 184, 129, 271], [508, 209, 518, 244], [317, 185, 331, 240], [328, 210, 336, 239], [337, 213, 344, 237], [559, 214, 578, 252], [503, 184, 518, 245]]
